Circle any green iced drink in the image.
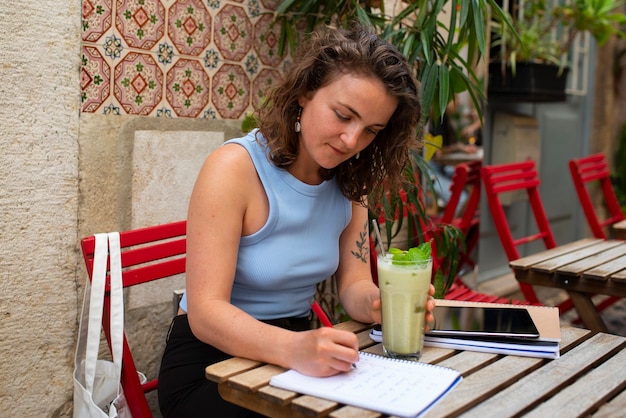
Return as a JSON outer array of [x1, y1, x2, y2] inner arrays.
[[378, 247, 432, 361]]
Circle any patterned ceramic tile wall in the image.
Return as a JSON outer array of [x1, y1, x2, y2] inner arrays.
[[81, 0, 288, 118]]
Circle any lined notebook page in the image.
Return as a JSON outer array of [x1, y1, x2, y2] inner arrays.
[[269, 351, 461, 418]]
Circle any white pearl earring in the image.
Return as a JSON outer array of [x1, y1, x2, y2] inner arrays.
[[295, 107, 302, 133]]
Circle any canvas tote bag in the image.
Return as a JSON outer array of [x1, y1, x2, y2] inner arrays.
[[73, 232, 131, 417]]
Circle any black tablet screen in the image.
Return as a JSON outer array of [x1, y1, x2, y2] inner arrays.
[[428, 306, 540, 338]]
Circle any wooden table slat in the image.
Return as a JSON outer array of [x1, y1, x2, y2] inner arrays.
[[613, 219, 626, 229], [509, 239, 599, 269], [415, 346, 458, 364], [205, 357, 262, 383], [356, 330, 378, 350], [291, 394, 339, 416], [334, 320, 373, 334], [583, 254, 626, 280], [611, 269, 626, 281], [218, 384, 295, 418], [520, 269, 626, 299], [257, 385, 297, 406], [531, 241, 623, 274], [329, 405, 383, 418], [424, 355, 543, 417], [611, 219, 626, 241], [227, 364, 286, 392], [426, 327, 590, 418], [456, 333, 626, 418], [557, 245, 626, 276], [592, 384, 626, 418], [437, 350, 499, 376], [523, 346, 626, 418], [557, 325, 593, 353]]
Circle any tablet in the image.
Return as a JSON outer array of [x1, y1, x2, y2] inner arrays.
[[427, 306, 540, 338]]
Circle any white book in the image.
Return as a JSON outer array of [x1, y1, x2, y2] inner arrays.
[[424, 335, 559, 359], [370, 300, 562, 360]]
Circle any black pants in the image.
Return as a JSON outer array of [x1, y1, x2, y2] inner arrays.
[[158, 314, 310, 418]]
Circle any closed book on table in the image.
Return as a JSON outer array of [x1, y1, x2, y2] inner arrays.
[[423, 300, 561, 359]]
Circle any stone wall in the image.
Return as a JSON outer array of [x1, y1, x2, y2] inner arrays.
[[0, 0, 273, 415], [0, 1, 82, 416]]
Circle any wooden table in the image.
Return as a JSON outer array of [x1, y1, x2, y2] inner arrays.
[[206, 321, 626, 418], [432, 147, 483, 166], [510, 238, 626, 332], [612, 219, 626, 240]]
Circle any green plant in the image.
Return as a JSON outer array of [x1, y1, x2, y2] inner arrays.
[[491, 0, 626, 72], [241, 112, 258, 133], [368, 149, 465, 298], [275, 0, 511, 126]]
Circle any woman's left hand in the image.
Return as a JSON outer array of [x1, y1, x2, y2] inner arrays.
[[370, 283, 436, 330], [424, 284, 436, 332], [366, 287, 382, 325]]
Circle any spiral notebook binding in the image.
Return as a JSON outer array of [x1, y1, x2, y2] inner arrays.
[[359, 351, 457, 372]]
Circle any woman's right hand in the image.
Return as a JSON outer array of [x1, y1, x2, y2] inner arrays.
[[290, 327, 360, 376]]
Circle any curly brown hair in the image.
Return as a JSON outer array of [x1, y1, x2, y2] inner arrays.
[[256, 22, 421, 208]]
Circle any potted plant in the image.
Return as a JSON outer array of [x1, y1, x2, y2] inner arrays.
[[489, 0, 626, 102]]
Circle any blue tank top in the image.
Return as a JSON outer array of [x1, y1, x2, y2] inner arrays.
[[180, 130, 351, 319]]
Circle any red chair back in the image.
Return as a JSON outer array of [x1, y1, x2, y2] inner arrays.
[[438, 160, 482, 271], [481, 161, 557, 306], [80, 221, 187, 418], [569, 153, 625, 238], [440, 161, 481, 226]]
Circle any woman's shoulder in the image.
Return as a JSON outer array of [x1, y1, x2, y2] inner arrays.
[[199, 138, 258, 185]]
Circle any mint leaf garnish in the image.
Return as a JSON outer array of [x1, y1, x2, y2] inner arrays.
[[389, 241, 432, 263]]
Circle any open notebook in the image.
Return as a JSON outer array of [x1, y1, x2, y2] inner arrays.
[[270, 351, 461, 418]]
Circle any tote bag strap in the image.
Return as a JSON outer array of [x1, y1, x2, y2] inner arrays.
[[107, 232, 124, 387], [84, 233, 108, 393], [81, 233, 124, 394]]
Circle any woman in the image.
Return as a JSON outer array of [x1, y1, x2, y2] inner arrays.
[[158, 23, 436, 417]]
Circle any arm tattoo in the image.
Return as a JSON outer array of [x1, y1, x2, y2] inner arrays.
[[350, 220, 370, 263]]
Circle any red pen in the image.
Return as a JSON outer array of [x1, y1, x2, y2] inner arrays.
[[311, 301, 357, 369], [311, 301, 334, 327]]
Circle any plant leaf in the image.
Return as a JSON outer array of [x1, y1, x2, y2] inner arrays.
[[423, 133, 443, 162]]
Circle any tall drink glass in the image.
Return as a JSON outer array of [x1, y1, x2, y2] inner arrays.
[[378, 253, 432, 361]]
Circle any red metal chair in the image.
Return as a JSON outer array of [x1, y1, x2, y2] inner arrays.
[[480, 161, 580, 313], [371, 172, 531, 305], [436, 160, 482, 273], [80, 221, 187, 418], [569, 153, 625, 239]]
